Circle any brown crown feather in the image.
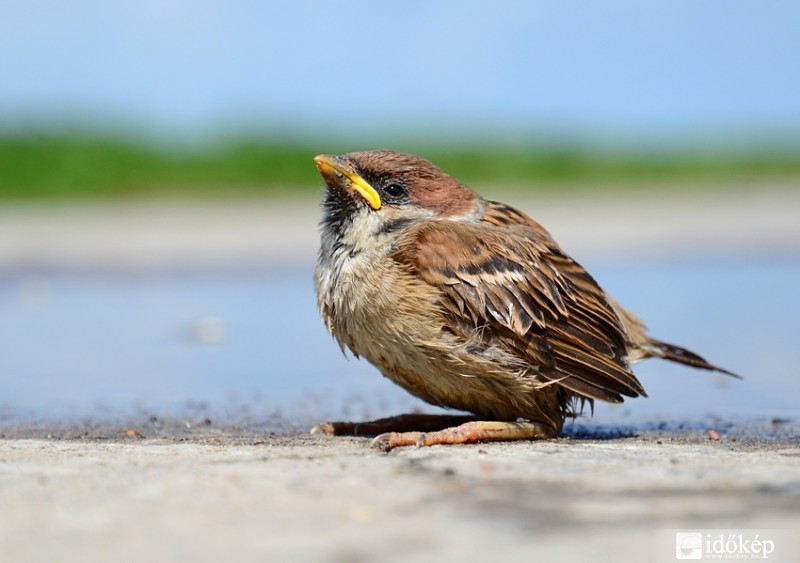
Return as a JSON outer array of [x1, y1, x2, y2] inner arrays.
[[345, 150, 476, 216]]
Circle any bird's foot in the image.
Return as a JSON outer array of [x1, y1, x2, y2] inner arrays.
[[370, 420, 557, 451], [310, 413, 479, 437]]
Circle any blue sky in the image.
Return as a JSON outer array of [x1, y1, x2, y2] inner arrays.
[[2, 1, 799, 145]]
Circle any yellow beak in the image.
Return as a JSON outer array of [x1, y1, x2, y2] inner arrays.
[[313, 154, 382, 210]]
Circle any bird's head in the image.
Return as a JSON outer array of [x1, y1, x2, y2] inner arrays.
[[314, 151, 478, 243]]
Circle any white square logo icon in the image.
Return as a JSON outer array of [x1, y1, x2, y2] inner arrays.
[[676, 532, 703, 559]]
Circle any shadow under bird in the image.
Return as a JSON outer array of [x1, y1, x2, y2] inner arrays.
[[312, 150, 739, 450]]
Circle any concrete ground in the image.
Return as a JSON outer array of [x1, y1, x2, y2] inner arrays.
[[1, 430, 798, 563]]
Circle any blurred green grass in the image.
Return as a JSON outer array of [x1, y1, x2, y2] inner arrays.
[[1, 134, 799, 199]]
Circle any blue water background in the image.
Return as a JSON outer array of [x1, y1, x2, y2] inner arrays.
[[1, 256, 798, 428]]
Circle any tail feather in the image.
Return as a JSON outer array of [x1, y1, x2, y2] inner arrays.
[[643, 339, 742, 379]]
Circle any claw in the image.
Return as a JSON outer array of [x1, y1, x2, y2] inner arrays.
[[369, 433, 394, 452], [309, 423, 336, 436]]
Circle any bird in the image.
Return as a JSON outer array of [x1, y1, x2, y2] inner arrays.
[[312, 150, 738, 450]]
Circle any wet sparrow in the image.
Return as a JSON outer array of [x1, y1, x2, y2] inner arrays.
[[312, 150, 738, 450]]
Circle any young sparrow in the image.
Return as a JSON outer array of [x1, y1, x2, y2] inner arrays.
[[313, 150, 738, 450]]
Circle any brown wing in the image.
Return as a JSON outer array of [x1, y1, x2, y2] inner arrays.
[[393, 220, 647, 403], [482, 199, 552, 233], [484, 200, 739, 378]]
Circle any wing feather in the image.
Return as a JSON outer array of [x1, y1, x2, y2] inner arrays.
[[393, 219, 646, 403]]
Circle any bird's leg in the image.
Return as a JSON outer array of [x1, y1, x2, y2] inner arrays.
[[371, 420, 558, 451], [310, 413, 480, 437]]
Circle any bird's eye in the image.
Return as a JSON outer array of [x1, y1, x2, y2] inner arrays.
[[383, 183, 406, 199]]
